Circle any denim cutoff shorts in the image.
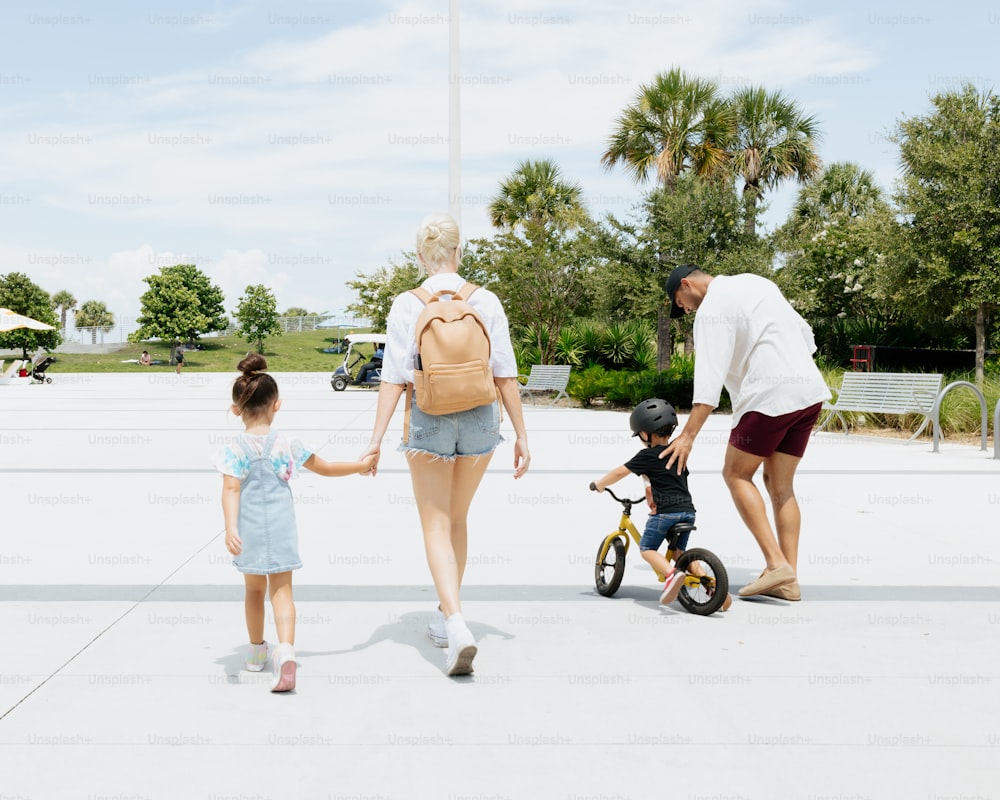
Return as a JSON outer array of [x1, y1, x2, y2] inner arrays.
[[640, 511, 696, 552], [400, 392, 502, 460]]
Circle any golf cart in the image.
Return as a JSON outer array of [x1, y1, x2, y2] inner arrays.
[[331, 333, 386, 391]]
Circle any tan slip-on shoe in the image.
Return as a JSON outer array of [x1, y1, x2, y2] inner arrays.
[[737, 564, 796, 597], [761, 581, 802, 601]]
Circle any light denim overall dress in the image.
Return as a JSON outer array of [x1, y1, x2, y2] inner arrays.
[[232, 431, 302, 575]]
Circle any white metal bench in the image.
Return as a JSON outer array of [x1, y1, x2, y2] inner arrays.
[[815, 371, 944, 441], [518, 364, 571, 404]]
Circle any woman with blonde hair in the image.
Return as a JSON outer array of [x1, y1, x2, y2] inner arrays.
[[361, 213, 530, 676]]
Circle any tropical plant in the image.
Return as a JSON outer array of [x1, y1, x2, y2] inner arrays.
[[51, 290, 77, 331], [74, 300, 114, 343], [489, 158, 586, 243], [601, 67, 730, 190], [726, 86, 822, 236], [479, 163, 594, 364]]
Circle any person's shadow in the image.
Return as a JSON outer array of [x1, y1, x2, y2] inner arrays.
[[306, 610, 515, 679]]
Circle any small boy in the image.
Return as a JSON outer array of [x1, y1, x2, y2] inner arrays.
[[592, 398, 729, 609]]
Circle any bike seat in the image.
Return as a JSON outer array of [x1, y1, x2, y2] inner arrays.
[[668, 522, 696, 536]]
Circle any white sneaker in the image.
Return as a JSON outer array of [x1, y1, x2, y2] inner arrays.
[[427, 610, 448, 648], [444, 613, 477, 676], [270, 643, 297, 692], [246, 641, 268, 672]]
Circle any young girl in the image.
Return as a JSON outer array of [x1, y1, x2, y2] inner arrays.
[[216, 354, 375, 692]]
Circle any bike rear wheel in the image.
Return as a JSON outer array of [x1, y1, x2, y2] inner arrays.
[[594, 537, 626, 597], [675, 547, 729, 615]]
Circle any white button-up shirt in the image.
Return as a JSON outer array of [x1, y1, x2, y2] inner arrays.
[[692, 274, 831, 426]]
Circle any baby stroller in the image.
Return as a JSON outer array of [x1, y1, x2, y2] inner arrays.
[[30, 351, 55, 384]]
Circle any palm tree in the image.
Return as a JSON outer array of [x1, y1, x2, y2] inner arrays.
[[726, 86, 822, 236], [51, 290, 77, 332], [601, 67, 730, 191], [488, 160, 588, 364], [75, 300, 115, 344], [488, 158, 586, 241], [781, 162, 883, 240], [602, 68, 732, 370]]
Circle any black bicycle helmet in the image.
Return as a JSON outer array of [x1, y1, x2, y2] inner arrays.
[[629, 398, 678, 438]]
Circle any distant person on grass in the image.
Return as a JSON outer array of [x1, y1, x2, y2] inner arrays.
[[661, 265, 830, 601], [215, 354, 375, 692]]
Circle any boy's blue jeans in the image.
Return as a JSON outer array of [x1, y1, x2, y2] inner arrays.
[[639, 511, 696, 552]]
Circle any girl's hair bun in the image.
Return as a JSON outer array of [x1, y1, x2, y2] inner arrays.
[[237, 352, 268, 376]]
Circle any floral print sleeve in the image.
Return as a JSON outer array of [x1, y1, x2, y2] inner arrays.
[[273, 437, 313, 481], [214, 445, 250, 480]]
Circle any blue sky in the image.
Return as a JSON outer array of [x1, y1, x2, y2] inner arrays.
[[1, 0, 996, 327]]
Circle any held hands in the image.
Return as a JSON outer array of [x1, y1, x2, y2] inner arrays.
[[359, 443, 380, 477], [358, 452, 377, 475]]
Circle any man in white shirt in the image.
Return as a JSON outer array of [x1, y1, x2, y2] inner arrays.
[[661, 264, 831, 601]]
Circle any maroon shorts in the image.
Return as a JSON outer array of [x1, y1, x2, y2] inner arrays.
[[729, 403, 823, 459]]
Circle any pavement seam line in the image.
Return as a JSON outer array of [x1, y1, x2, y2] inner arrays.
[[0, 530, 224, 723]]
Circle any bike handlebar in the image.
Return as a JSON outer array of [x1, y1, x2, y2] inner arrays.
[[590, 483, 644, 506]]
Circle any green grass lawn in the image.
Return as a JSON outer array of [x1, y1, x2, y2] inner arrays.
[[45, 330, 377, 373]]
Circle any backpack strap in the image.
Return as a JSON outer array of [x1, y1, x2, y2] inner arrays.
[[409, 282, 480, 304], [410, 286, 434, 305], [451, 282, 480, 302]]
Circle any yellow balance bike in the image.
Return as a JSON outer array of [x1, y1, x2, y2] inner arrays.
[[590, 483, 729, 615]]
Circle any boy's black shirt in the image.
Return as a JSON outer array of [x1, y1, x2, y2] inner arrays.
[[624, 444, 696, 514]]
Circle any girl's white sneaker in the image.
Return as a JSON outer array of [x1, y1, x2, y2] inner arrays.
[[246, 641, 268, 672], [270, 643, 297, 692]]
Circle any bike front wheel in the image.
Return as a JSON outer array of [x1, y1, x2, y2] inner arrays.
[[675, 548, 729, 615], [594, 537, 626, 597]]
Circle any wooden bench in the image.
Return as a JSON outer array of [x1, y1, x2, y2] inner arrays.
[[815, 371, 944, 441], [518, 364, 571, 404]]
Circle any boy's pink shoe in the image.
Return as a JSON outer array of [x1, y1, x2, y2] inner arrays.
[[270, 643, 297, 693], [658, 570, 686, 605]]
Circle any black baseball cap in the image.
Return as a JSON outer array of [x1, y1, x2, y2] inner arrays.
[[665, 264, 698, 318]]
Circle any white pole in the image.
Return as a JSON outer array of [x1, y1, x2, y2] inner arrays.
[[448, 0, 461, 225]]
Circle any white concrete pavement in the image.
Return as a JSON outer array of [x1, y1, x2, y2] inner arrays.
[[1, 372, 998, 799]]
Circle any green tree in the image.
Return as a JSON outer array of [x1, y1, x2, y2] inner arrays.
[[602, 69, 734, 369], [488, 158, 586, 242], [463, 230, 596, 365], [50, 290, 77, 331], [591, 173, 753, 368], [780, 162, 883, 240], [601, 67, 730, 190], [346, 256, 421, 332], [726, 86, 822, 236], [487, 160, 591, 363], [74, 300, 115, 344], [284, 307, 309, 317], [235, 285, 282, 354], [0, 272, 61, 356], [774, 163, 896, 362], [891, 84, 1000, 384], [130, 264, 227, 361]]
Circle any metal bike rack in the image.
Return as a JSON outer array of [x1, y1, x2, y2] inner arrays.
[[994, 400, 1000, 460], [930, 381, 987, 454]]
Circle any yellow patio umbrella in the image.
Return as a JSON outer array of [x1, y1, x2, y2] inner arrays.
[[0, 308, 55, 331]]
